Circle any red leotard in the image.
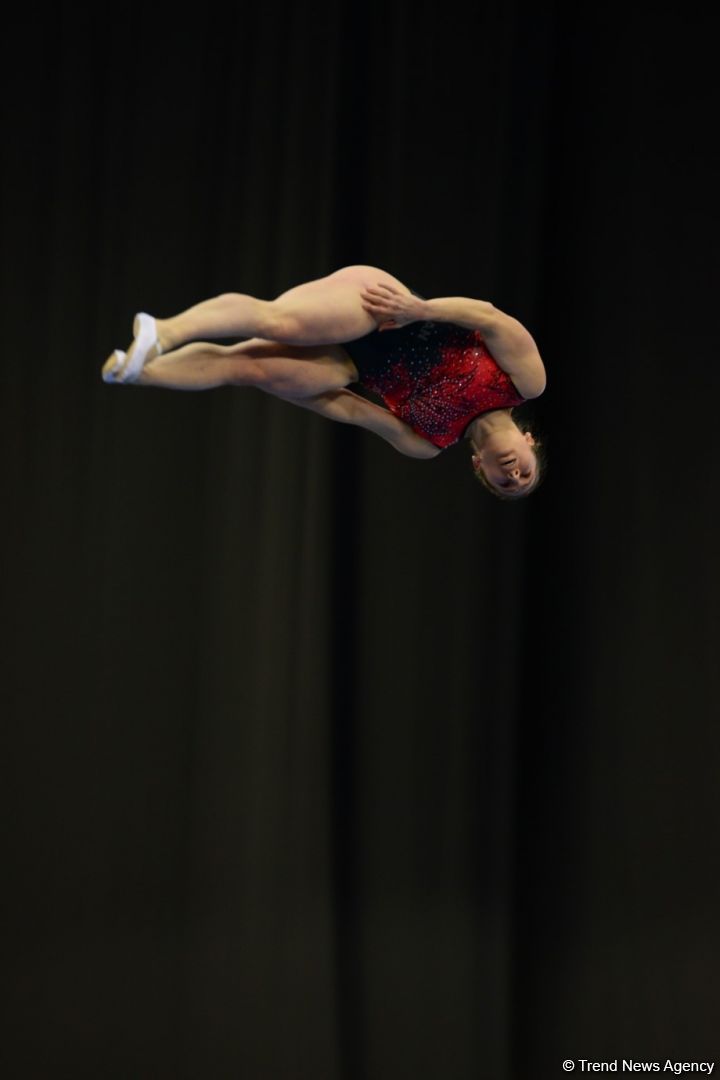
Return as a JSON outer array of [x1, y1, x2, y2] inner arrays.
[[343, 320, 526, 450]]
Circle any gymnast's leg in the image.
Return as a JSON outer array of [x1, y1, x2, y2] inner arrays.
[[135, 339, 356, 396], [147, 265, 412, 353]]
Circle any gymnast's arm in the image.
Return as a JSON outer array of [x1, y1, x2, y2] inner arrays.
[[285, 388, 442, 459], [425, 299, 547, 397], [362, 285, 547, 399]]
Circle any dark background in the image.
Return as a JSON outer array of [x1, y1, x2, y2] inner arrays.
[[2, 4, 719, 1078]]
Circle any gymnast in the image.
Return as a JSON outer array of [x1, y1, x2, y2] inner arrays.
[[102, 264, 546, 497]]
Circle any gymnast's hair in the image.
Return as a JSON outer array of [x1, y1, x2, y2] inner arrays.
[[469, 416, 546, 501]]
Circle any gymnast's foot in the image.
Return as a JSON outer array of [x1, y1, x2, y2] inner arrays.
[[102, 349, 126, 383], [104, 313, 170, 384]]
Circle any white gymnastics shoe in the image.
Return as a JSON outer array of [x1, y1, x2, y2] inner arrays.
[[102, 350, 126, 383], [118, 312, 163, 383]]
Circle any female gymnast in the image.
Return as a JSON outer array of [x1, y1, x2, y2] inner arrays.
[[102, 265, 546, 497]]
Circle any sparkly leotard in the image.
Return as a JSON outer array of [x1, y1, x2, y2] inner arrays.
[[343, 319, 526, 450]]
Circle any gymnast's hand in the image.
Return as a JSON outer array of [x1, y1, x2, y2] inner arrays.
[[360, 283, 429, 331]]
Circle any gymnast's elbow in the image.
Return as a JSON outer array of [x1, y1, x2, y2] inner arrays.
[[392, 435, 443, 460]]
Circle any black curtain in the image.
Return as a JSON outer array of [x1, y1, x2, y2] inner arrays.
[[2, 5, 719, 1078]]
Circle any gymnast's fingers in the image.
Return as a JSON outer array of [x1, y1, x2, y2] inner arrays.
[[363, 283, 396, 299], [361, 292, 393, 312], [362, 287, 390, 304]]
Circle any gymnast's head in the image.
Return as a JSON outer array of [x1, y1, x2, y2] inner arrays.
[[468, 411, 543, 499]]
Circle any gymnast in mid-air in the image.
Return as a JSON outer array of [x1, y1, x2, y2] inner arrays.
[[102, 264, 546, 497]]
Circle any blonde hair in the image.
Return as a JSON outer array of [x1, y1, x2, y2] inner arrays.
[[469, 419, 546, 500]]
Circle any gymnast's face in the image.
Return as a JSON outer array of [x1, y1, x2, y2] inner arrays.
[[472, 429, 537, 495]]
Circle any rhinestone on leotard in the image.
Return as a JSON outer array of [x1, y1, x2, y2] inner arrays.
[[344, 322, 526, 449]]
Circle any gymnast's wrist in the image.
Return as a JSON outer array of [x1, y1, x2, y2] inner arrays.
[[423, 298, 452, 321], [422, 297, 495, 326]]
